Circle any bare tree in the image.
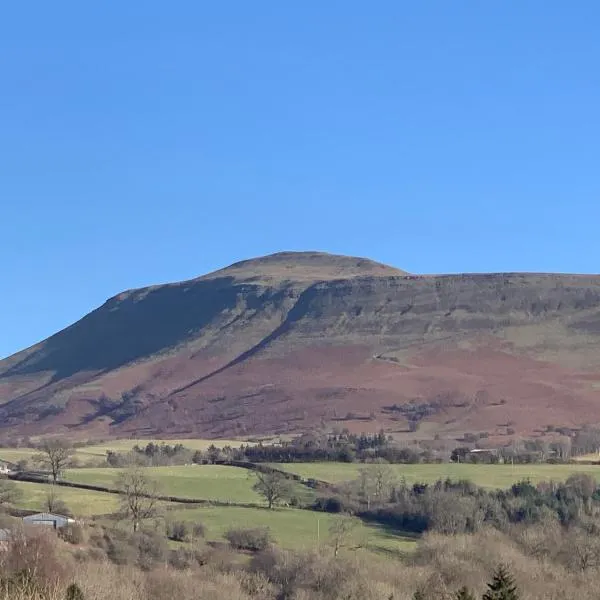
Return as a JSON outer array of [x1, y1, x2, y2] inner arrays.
[[252, 470, 293, 509], [45, 485, 71, 516], [356, 462, 395, 509], [116, 465, 160, 532], [35, 439, 73, 482], [327, 517, 360, 557], [562, 528, 600, 571], [371, 460, 395, 504]]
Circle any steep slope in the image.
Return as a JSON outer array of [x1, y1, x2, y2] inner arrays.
[[2, 252, 600, 439]]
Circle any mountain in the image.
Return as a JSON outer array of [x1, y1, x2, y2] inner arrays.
[[2, 251, 600, 440]]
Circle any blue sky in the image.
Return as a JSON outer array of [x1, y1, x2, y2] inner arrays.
[[1, 1, 599, 358]]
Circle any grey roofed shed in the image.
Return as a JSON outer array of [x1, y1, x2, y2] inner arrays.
[[22, 513, 73, 529]]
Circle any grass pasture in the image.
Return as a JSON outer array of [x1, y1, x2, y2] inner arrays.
[[166, 505, 416, 555], [12, 481, 119, 516], [0, 448, 39, 463], [274, 462, 600, 488], [64, 465, 266, 504]]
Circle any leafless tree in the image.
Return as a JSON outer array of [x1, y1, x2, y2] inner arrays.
[[562, 529, 600, 571], [35, 439, 73, 482], [45, 485, 71, 516], [327, 517, 360, 557], [357, 462, 395, 509], [553, 436, 572, 461], [567, 473, 596, 514], [116, 465, 160, 532], [252, 470, 293, 509]]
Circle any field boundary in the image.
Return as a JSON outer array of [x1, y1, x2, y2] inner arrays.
[[8, 461, 334, 509], [9, 473, 264, 509]]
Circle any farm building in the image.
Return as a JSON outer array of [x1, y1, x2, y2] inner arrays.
[[22, 513, 74, 529]]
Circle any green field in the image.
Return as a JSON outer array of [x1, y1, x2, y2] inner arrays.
[[13, 481, 119, 516], [0, 439, 255, 466], [0, 448, 40, 463], [274, 462, 600, 488], [64, 465, 265, 504], [166, 505, 415, 554]]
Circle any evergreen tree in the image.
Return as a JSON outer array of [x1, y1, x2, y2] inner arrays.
[[413, 588, 426, 600], [455, 586, 475, 600], [482, 565, 519, 600]]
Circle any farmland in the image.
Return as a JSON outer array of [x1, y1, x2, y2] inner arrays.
[[6, 456, 600, 560], [164, 505, 415, 554], [64, 465, 266, 504], [0, 438, 255, 465], [273, 462, 600, 488], [6, 439, 600, 558], [11, 481, 119, 516]]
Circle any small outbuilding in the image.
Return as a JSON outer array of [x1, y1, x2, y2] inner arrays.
[[22, 513, 74, 529]]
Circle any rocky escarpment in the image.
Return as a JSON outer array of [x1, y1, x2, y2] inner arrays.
[[2, 253, 600, 439]]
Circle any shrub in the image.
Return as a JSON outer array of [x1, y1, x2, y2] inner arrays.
[[313, 496, 344, 513], [51, 499, 73, 517], [168, 547, 201, 570], [65, 582, 85, 600], [133, 531, 169, 571], [225, 527, 271, 552], [191, 522, 206, 538], [105, 536, 137, 566], [166, 520, 189, 542], [59, 523, 85, 545]]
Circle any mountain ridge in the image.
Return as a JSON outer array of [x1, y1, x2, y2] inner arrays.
[[2, 251, 600, 440]]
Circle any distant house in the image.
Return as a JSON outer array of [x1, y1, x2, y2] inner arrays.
[[22, 513, 74, 529]]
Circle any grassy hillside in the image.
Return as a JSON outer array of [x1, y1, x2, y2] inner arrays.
[[12, 481, 119, 516], [165, 505, 415, 554], [64, 465, 264, 503], [274, 462, 600, 488], [4, 252, 600, 439]]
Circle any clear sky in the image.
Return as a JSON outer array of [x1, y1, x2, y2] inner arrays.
[[1, 2, 599, 359]]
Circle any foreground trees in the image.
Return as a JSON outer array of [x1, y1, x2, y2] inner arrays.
[[482, 565, 519, 600], [116, 466, 160, 532], [252, 470, 293, 509], [35, 439, 73, 482]]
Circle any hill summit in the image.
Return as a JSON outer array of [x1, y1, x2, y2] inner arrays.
[[2, 251, 600, 439]]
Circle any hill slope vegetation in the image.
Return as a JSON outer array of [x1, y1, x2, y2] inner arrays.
[[2, 251, 600, 438]]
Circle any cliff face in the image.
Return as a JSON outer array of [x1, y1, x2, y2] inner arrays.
[[2, 252, 600, 439]]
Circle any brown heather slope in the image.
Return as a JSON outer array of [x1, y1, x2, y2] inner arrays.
[[2, 251, 600, 439]]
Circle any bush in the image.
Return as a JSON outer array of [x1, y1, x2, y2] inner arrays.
[[105, 536, 137, 566], [58, 523, 85, 545], [224, 527, 271, 552], [65, 582, 85, 600], [313, 496, 344, 513], [191, 522, 206, 538], [168, 547, 202, 570], [133, 531, 169, 571], [97, 527, 168, 570], [51, 499, 73, 517], [166, 520, 189, 542]]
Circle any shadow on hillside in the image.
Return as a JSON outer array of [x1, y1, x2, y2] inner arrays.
[[4, 278, 286, 385]]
